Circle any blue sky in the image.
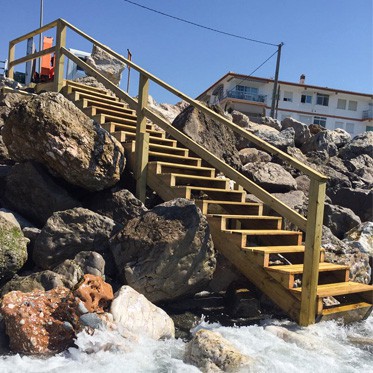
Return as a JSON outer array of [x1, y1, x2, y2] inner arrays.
[[1, 0, 372, 103]]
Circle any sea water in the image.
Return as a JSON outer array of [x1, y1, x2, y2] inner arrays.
[[0, 315, 371, 373]]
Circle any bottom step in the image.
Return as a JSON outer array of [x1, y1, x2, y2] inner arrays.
[[319, 302, 372, 323]]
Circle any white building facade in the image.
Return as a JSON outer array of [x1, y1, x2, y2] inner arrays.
[[197, 73, 373, 137]]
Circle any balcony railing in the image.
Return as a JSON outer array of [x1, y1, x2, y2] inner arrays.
[[226, 90, 266, 103], [362, 109, 373, 120]]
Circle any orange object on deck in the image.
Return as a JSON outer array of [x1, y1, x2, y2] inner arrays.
[[40, 36, 54, 81]]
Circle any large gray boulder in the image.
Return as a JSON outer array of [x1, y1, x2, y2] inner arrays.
[[110, 286, 175, 340], [2, 92, 125, 191], [301, 130, 338, 156], [344, 154, 373, 188], [33, 207, 121, 270], [173, 104, 242, 170], [238, 148, 271, 165], [110, 198, 216, 302], [339, 132, 373, 159], [86, 45, 126, 86], [281, 117, 311, 147], [0, 215, 28, 283], [323, 203, 362, 239], [242, 162, 297, 193], [86, 188, 147, 225], [1, 162, 81, 227], [329, 188, 372, 222], [148, 95, 188, 124]]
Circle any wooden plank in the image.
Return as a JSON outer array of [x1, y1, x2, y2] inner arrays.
[[54, 20, 66, 92], [135, 73, 150, 203], [299, 180, 326, 326], [266, 263, 349, 275], [8, 46, 56, 68], [7, 42, 15, 80]]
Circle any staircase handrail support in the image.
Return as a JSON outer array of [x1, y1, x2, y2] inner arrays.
[[8, 19, 327, 325]]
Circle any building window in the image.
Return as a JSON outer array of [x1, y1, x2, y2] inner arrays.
[[316, 93, 329, 106], [348, 100, 358, 111], [366, 126, 373, 131], [283, 91, 293, 102], [236, 85, 258, 95], [337, 99, 346, 109], [346, 123, 355, 135], [301, 94, 312, 104], [313, 116, 327, 127], [335, 121, 344, 129]]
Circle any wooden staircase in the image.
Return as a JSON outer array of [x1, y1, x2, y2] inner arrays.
[[62, 80, 373, 324]]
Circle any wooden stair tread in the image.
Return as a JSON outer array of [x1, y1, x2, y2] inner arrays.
[[149, 161, 215, 173], [173, 186, 244, 193], [196, 200, 262, 206], [113, 131, 177, 146], [209, 214, 281, 220], [241, 245, 325, 254], [67, 90, 120, 104], [266, 262, 349, 274], [93, 114, 138, 126], [162, 173, 230, 182], [80, 97, 129, 110], [85, 104, 135, 116], [322, 302, 372, 316], [65, 80, 114, 95], [224, 229, 301, 235], [291, 282, 373, 297]]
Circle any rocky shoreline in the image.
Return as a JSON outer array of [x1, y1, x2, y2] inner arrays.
[[0, 73, 372, 371]]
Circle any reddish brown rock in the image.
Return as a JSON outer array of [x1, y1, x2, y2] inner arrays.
[[0, 287, 79, 355], [74, 274, 113, 313]]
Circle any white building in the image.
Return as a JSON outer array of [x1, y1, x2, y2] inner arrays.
[[197, 73, 373, 137]]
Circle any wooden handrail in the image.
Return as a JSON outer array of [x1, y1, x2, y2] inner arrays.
[[8, 47, 56, 68], [59, 18, 327, 182]]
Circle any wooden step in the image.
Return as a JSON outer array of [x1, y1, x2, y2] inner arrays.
[[66, 80, 113, 93], [172, 186, 246, 202], [113, 131, 177, 147], [160, 174, 230, 189], [319, 302, 372, 323], [195, 200, 263, 216], [85, 106, 136, 122], [124, 142, 189, 157], [78, 97, 130, 112], [101, 122, 164, 137], [67, 91, 123, 107], [266, 263, 349, 289], [241, 245, 325, 267], [148, 162, 216, 178], [63, 82, 118, 100], [224, 229, 303, 247], [291, 281, 373, 298], [209, 214, 282, 230]]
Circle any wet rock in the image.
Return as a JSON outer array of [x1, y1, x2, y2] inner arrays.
[[2, 92, 125, 191], [1, 161, 81, 227], [33, 207, 121, 270], [1, 270, 66, 296], [0, 215, 28, 283], [110, 198, 216, 302], [339, 132, 373, 159], [110, 285, 175, 340], [281, 117, 311, 147], [238, 148, 272, 165], [0, 287, 80, 354], [328, 188, 372, 222], [242, 162, 297, 193], [184, 329, 253, 372], [74, 274, 113, 313], [173, 104, 242, 170], [86, 45, 126, 86], [323, 203, 362, 239], [86, 188, 147, 225]]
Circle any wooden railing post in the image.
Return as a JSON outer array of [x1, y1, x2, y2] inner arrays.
[[299, 179, 326, 326], [54, 19, 66, 92], [8, 42, 15, 79], [135, 73, 150, 202]]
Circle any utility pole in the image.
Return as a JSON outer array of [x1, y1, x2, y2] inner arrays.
[[270, 42, 283, 119], [39, 0, 44, 74]]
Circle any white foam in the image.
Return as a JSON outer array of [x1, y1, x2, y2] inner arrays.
[[0, 315, 371, 372]]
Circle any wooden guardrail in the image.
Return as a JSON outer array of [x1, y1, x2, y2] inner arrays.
[[8, 18, 327, 326]]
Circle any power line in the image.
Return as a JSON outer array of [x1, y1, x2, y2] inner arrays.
[[227, 49, 279, 94], [122, 0, 278, 47]]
